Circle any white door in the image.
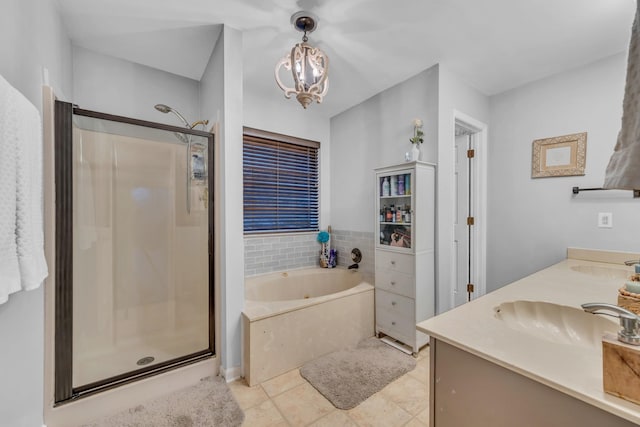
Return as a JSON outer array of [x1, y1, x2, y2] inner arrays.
[[454, 133, 472, 307]]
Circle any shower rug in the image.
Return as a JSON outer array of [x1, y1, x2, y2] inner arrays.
[[82, 375, 244, 427]]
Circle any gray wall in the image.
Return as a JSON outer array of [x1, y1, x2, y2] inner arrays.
[[243, 85, 332, 228], [0, 1, 72, 426], [198, 26, 245, 376], [0, 0, 72, 106], [242, 84, 332, 284], [72, 46, 200, 124], [436, 65, 491, 312], [199, 27, 223, 129], [330, 65, 439, 235], [488, 52, 636, 291], [329, 64, 491, 314]]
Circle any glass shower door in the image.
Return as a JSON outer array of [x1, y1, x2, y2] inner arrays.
[[54, 102, 214, 402]]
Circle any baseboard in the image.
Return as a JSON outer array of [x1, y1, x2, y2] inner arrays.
[[220, 365, 242, 382]]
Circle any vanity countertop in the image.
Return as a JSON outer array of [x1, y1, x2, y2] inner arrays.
[[417, 248, 640, 425]]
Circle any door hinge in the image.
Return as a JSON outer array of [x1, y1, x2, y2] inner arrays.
[[467, 283, 475, 293], [467, 216, 475, 226], [467, 149, 475, 158]]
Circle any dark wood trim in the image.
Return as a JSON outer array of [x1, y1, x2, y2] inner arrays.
[[208, 133, 216, 355], [73, 107, 212, 138], [54, 100, 74, 403], [72, 350, 212, 396], [243, 126, 320, 149], [55, 351, 213, 405]]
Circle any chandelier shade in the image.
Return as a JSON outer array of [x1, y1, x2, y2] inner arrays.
[[275, 12, 329, 109]]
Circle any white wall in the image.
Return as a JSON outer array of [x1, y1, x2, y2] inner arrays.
[[488, 52, 636, 291], [436, 65, 490, 313], [72, 24, 246, 380], [0, 0, 72, 106], [73, 46, 200, 125], [0, 1, 72, 426], [243, 92, 332, 228], [330, 64, 491, 315], [199, 25, 245, 377], [327, 66, 438, 296], [199, 28, 224, 129], [330, 65, 439, 235]]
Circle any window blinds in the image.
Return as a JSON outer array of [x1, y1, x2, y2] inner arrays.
[[243, 131, 319, 234]]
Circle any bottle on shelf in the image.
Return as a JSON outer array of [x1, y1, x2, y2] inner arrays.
[[380, 206, 384, 222], [382, 177, 390, 197], [391, 205, 396, 223], [390, 175, 397, 196], [396, 205, 402, 223], [398, 174, 405, 195], [405, 174, 410, 195], [386, 204, 393, 222]]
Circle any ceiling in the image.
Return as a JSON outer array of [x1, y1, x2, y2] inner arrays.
[[56, 0, 635, 117]]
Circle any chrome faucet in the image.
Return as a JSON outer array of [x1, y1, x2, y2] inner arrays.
[[582, 303, 640, 346], [624, 259, 640, 266]]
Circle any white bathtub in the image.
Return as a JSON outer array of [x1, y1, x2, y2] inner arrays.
[[242, 268, 374, 386]]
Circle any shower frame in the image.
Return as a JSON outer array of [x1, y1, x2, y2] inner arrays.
[[53, 101, 215, 405]]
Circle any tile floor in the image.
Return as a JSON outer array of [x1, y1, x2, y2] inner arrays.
[[229, 345, 430, 427]]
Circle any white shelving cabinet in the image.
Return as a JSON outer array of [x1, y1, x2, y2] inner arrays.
[[374, 161, 436, 354]]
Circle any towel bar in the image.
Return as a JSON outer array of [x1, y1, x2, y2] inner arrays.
[[572, 187, 640, 198]]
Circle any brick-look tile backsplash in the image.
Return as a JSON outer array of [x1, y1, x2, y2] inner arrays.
[[244, 230, 374, 277], [330, 230, 374, 277], [244, 233, 319, 276]]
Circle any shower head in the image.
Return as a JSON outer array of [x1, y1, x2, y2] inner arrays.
[[154, 103, 171, 113], [154, 103, 191, 128]]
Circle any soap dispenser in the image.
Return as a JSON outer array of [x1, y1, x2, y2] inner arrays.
[[582, 302, 640, 404]]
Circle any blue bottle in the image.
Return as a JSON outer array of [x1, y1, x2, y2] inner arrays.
[[329, 249, 337, 268]]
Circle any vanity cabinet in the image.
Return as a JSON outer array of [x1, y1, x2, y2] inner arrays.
[[429, 338, 637, 427], [374, 161, 435, 354]]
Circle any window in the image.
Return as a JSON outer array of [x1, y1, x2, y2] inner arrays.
[[243, 127, 319, 234]]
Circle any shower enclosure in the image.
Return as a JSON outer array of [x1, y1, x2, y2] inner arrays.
[[53, 101, 214, 404]]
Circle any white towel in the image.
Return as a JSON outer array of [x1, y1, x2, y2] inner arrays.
[[0, 74, 48, 304], [604, 0, 640, 190], [0, 75, 21, 302]]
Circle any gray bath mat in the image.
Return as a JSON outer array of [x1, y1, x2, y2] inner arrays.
[[82, 376, 244, 427], [300, 337, 416, 410]]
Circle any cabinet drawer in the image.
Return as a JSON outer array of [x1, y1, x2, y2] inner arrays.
[[375, 269, 414, 298], [376, 250, 415, 273], [375, 289, 415, 335]]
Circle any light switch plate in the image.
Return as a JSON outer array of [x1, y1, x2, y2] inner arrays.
[[598, 212, 613, 228]]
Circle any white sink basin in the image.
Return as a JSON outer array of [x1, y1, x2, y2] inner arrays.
[[495, 300, 618, 348], [570, 265, 630, 280]]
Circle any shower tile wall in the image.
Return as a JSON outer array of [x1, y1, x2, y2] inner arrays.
[[243, 230, 374, 277]]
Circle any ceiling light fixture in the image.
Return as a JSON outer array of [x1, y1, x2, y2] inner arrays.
[[275, 11, 329, 109]]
